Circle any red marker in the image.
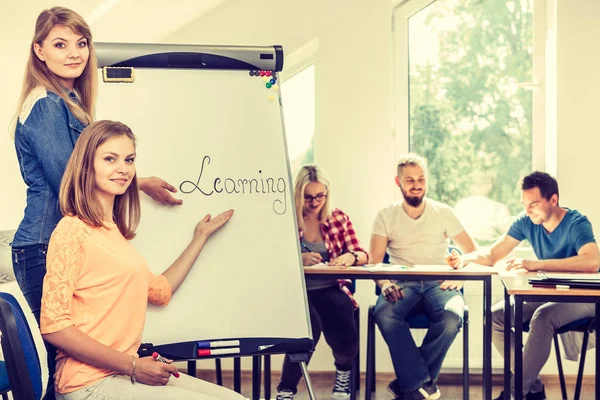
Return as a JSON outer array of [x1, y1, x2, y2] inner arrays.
[[152, 352, 180, 378], [197, 348, 241, 357]]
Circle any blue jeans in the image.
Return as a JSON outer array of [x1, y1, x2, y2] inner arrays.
[[12, 244, 56, 400], [373, 280, 464, 393]]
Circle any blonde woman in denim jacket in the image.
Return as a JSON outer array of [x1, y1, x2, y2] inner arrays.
[[11, 8, 182, 399]]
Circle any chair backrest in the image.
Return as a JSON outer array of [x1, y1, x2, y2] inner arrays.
[[0, 292, 43, 400]]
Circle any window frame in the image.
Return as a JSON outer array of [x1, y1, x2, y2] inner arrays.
[[280, 40, 317, 170], [392, 0, 548, 170]]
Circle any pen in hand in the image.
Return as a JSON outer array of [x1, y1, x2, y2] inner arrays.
[[152, 352, 180, 378], [301, 243, 323, 265], [445, 249, 462, 269]]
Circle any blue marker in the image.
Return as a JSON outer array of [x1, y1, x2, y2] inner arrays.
[[197, 340, 241, 349]]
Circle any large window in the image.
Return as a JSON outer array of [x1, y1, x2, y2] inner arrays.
[[395, 0, 540, 244], [281, 65, 315, 174]]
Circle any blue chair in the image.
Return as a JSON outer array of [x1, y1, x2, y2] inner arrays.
[[365, 253, 470, 400], [522, 317, 595, 400], [0, 361, 10, 399], [0, 292, 43, 400]]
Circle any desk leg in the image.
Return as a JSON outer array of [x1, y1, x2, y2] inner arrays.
[[187, 360, 197, 377], [483, 277, 492, 400], [504, 289, 511, 400], [252, 356, 262, 400], [264, 355, 272, 400], [234, 357, 241, 393], [514, 296, 523, 400], [583, 303, 600, 400]]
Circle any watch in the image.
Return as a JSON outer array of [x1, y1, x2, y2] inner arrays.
[[350, 251, 359, 265]]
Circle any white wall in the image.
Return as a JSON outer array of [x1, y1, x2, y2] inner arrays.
[[555, 0, 600, 224], [550, 0, 600, 377]]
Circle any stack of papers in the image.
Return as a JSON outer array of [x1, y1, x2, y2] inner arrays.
[[528, 272, 600, 289], [542, 273, 600, 280]]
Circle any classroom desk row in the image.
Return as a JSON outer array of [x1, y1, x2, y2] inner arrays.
[[304, 265, 600, 400]]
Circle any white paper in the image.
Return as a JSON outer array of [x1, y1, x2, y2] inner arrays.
[[359, 263, 411, 272]]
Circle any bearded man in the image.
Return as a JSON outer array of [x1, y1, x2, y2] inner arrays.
[[369, 153, 477, 400]]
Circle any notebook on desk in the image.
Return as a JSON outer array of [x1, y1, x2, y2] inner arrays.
[[528, 272, 600, 289]]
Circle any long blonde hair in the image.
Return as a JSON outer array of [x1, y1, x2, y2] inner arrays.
[[294, 165, 332, 231], [60, 120, 140, 240], [13, 7, 97, 137]]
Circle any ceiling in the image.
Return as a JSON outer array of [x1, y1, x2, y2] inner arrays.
[[4, 0, 228, 45]]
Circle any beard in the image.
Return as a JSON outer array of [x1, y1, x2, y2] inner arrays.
[[401, 187, 425, 207]]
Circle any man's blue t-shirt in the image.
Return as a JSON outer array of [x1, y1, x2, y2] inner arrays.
[[507, 209, 596, 260]]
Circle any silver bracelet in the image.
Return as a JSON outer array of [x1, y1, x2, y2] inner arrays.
[[130, 356, 136, 384]]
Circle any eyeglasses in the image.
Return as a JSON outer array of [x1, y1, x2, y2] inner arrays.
[[304, 193, 328, 202]]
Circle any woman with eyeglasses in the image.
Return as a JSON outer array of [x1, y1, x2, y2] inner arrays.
[[275, 165, 368, 400]]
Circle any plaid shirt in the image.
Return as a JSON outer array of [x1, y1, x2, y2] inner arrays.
[[299, 208, 367, 259], [300, 208, 368, 308]]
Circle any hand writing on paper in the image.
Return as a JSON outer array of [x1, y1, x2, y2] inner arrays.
[[381, 281, 403, 302], [139, 176, 183, 205], [328, 253, 355, 268], [302, 252, 323, 266], [439, 280, 464, 291], [194, 209, 234, 241], [445, 249, 463, 269], [135, 356, 179, 386]]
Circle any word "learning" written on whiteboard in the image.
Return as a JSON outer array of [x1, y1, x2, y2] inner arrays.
[[180, 155, 288, 215]]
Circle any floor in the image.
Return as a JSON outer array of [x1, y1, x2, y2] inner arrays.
[[195, 370, 597, 399]]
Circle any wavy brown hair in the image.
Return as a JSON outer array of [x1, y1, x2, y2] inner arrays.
[[60, 120, 140, 239], [14, 6, 97, 135]]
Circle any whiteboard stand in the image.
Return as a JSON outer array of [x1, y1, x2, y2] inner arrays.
[[96, 42, 316, 400], [182, 351, 316, 400], [300, 361, 317, 400]]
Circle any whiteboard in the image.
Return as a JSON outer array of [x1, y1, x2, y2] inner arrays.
[[95, 59, 310, 347]]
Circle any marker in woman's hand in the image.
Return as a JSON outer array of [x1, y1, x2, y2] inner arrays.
[[152, 352, 180, 378]]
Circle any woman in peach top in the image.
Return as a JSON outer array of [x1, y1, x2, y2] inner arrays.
[[40, 120, 243, 399]]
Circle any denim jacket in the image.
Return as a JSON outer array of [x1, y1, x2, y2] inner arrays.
[[12, 87, 87, 247]]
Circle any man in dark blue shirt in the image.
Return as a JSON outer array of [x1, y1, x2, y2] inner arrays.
[[452, 171, 600, 400]]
